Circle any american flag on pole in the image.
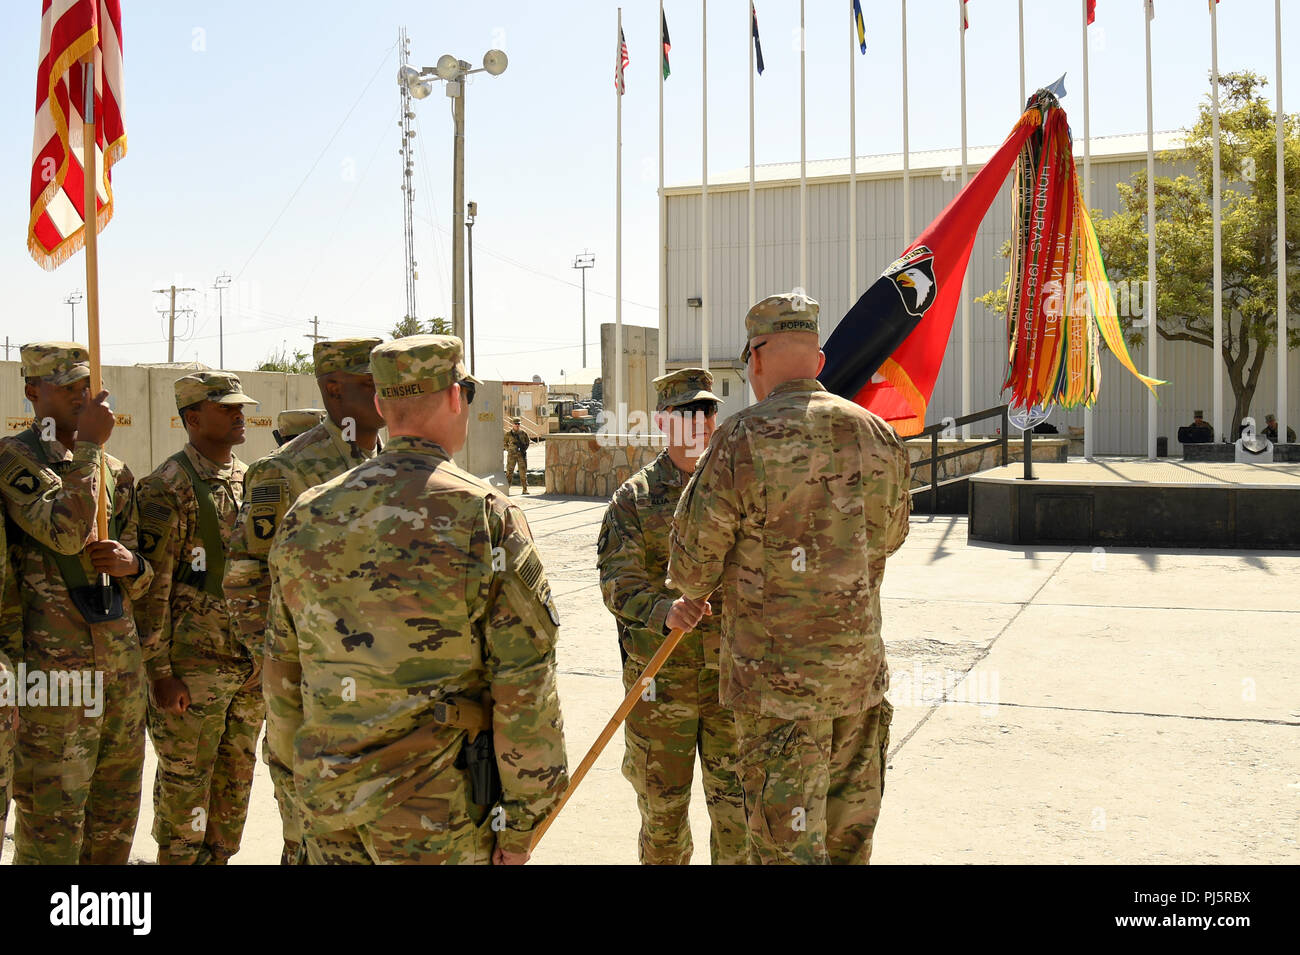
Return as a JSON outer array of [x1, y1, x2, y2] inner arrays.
[[615, 26, 628, 94], [28, 0, 126, 270]]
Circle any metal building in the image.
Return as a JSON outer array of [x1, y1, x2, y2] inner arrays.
[[663, 132, 1299, 454]]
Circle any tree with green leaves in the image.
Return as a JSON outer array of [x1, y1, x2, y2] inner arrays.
[[391, 316, 452, 338], [980, 70, 1298, 434], [256, 346, 314, 375]]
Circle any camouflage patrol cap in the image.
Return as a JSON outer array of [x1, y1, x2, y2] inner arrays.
[[740, 289, 820, 362], [371, 334, 484, 400], [653, 367, 721, 412], [278, 408, 326, 439], [313, 337, 383, 376], [174, 371, 259, 412], [20, 341, 91, 385], [510, 416, 522, 425]]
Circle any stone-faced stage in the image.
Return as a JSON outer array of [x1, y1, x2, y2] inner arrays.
[[969, 458, 1300, 550]]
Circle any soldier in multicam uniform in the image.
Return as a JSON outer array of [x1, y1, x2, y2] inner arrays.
[[273, 408, 325, 447], [0, 342, 153, 864], [597, 368, 747, 865], [668, 292, 911, 865], [504, 416, 530, 494], [0, 519, 16, 843], [134, 372, 260, 865], [265, 335, 568, 864], [223, 337, 383, 865]]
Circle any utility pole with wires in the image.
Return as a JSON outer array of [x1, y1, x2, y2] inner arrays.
[[212, 271, 231, 368], [153, 285, 196, 362], [305, 316, 325, 344], [398, 27, 420, 329]]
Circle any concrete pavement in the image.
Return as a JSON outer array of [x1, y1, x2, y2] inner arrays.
[[3, 494, 1296, 864]]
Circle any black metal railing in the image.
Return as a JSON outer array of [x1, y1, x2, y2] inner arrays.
[[910, 404, 1010, 513]]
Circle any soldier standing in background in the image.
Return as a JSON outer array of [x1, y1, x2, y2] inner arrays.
[[668, 293, 912, 865], [134, 372, 260, 865], [0, 342, 153, 864], [265, 335, 568, 864], [223, 337, 383, 864], [504, 416, 530, 494], [597, 368, 747, 865], [273, 408, 325, 447]]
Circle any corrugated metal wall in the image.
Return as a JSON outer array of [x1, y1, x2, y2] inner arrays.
[[667, 156, 1299, 455]]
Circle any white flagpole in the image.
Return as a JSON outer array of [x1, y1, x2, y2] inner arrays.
[[901, 0, 911, 241], [1145, 0, 1157, 460], [616, 8, 624, 420], [849, 0, 858, 303], [1083, 0, 1094, 459], [1277, 0, 1289, 446], [1018, 0, 1025, 107], [702, 0, 710, 375], [1211, 0, 1223, 441], [799, 0, 807, 289], [658, 0, 667, 379], [959, 0, 970, 439]]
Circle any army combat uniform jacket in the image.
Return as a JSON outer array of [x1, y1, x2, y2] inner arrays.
[[668, 379, 911, 721], [265, 436, 568, 857]]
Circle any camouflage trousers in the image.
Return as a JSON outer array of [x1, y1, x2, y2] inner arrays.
[[0, 659, 12, 844], [147, 649, 264, 865], [621, 659, 748, 865], [505, 450, 528, 491], [12, 625, 146, 865], [304, 773, 494, 865], [734, 698, 892, 866], [264, 734, 304, 864]]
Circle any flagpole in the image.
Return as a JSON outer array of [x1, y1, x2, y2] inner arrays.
[[1145, 2, 1157, 460], [799, 0, 807, 289], [658, 0, 667, 380], [1277, 0, 1289, 447], [901, 0, 911, 248], [615, 8, 624, 421], [1210, 0, 1223, 442], [702, 0, 710, 375], [1018, 0, 1025, 107], [849, 0, 858, 303], [81, 58, 111, 600], [1083, 0, 1094, 459], [748, 2, 757, 407], [959, 0, 970, 439]]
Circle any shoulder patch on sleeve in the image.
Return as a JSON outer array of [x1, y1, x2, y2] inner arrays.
[[0, 449, 50, 499], [249, 482, 284, 504]]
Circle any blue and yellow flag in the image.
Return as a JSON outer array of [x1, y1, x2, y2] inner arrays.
[[853, 0, 866, 54]]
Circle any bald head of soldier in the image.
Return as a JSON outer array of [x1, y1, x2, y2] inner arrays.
[[741, 290, 825, 402], [370, 335, 483, 455], [314, 338, 385, 448]]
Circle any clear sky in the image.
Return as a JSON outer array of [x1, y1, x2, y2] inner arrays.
[[1, 0, 1294, 384]]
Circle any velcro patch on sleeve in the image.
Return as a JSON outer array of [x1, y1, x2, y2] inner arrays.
[[249, 482, 285, 504]]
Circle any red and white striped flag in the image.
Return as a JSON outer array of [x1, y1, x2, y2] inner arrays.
[[615, 26, 628, 94], [28, 0, 126, 270], [962, 0, 970, 30]]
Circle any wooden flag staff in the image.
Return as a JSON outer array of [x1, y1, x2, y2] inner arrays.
[[528, 624, 689, 852], [81, 57, 112, 608]]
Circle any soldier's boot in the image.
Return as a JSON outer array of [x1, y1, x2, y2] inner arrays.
[[280, 839, 304, 865], [201, 678, 263, 864], [697, 680, 749, 865]]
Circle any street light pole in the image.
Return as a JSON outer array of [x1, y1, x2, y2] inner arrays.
[[572, 252, 595, 368], [65, 289, 84, 339], [213, 271, 231, 368], [466, 200, 477, 374]]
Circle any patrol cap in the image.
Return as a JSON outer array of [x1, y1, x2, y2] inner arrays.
[[371, 334, 484, 401], [740, 289, 820, 362], [653, 367, 721, 412], [313, 337, 383, 377], [278, 408, 326, 439], [510, 416, 522, 425], [20, 341, 91, 385], [174, 371, 259, 412]]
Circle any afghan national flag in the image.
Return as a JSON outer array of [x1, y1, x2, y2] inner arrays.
[[1087, 0, 1097, 24], [853, 0, 866, 54], [751, 3, 764, 75], [819, 111, 1042, 435], [29, 0, 126, 270], [661, 11, 670, 79]]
